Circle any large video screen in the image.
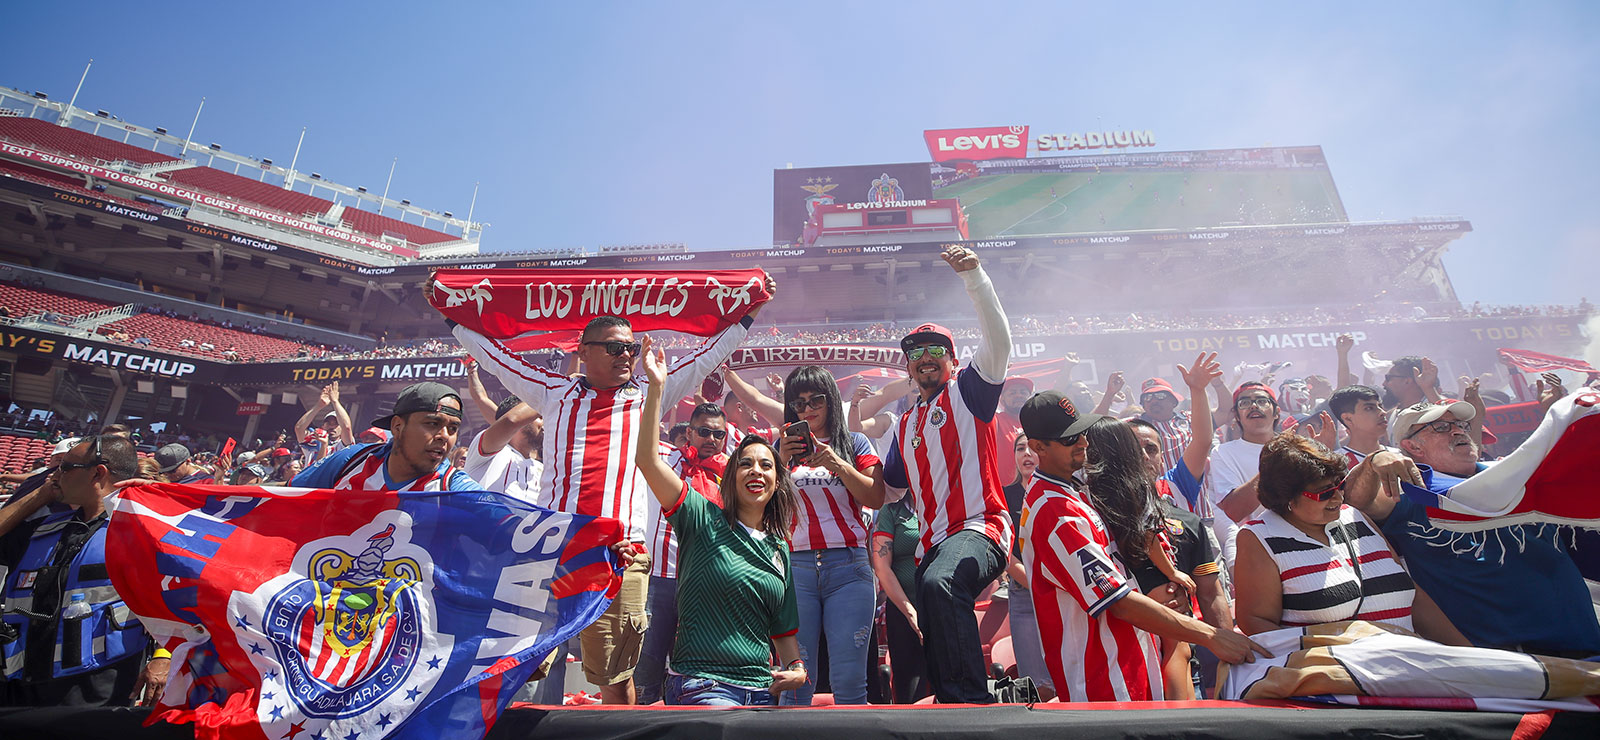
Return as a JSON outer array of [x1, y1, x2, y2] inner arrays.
[[773, 146, 1347, 244]]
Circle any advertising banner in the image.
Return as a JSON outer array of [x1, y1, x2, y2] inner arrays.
[[922, 126, 1030, 162], [0, 142, 419, 257], [0, 324, 224, 382]]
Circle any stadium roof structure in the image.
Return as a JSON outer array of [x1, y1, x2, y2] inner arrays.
[[0, 85, 483, 263]]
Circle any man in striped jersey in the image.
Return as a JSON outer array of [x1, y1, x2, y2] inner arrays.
[[881, 245, 1013, 704], [293, 381, 478, 492], [1019, 391, 1268, 702], [453, 279, 771, 704]]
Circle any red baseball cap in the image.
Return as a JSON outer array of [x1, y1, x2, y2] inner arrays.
[[271, 447, 293, 459], [1140, 378, 1184, 403], [1003, 376, 1035, 393], [900, 323, 954, 355]]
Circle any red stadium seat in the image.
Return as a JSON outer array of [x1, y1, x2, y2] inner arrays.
[[101, 312, 317, 361], [0, 159, 161, 213], [162, 168, 458, 245], [0, 117, 179, 165], [0, 281, 119, 318]]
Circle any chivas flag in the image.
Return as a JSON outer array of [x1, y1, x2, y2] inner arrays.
[[106, 484, 623, 739], [427, 268, 772, 340], [1401, 392, 1600, 533]]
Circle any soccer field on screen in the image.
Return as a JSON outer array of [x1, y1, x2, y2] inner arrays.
[[937, 169, 1346, 238]]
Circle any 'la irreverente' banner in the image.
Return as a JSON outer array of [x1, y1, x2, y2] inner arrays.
[[427, 268, 772, 339]]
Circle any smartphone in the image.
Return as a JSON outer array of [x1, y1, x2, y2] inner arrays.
[[783, 420, 813, 460]]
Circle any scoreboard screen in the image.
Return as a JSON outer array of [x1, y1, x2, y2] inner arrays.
[[866, 211, 908, 227]]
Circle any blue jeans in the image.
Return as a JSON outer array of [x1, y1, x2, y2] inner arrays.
[[781, 546, 876, 705], [1006, 582, 1053, 692], [915, 530, 1006, 704], [665, 674, 775, 706], [635, 575, 678, 705]]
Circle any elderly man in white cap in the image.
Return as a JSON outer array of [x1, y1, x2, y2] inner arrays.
[[1342, 400, 1600, 657]]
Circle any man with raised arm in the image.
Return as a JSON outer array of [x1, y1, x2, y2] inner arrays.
[[452, 274, 773, 705], [880, 245, 1013, 704]]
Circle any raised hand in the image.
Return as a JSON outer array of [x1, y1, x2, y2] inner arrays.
[[1335, 333, 1355, 355], [1177, 352, 1222, 392], [940, 244, 979, 273], [328, 381, 341, 404], [1413, 357, 1440, 390], [765, 372, 785, 397], [852, 383, 874, 404], [1312, 411, 1337, 449], [319, 384, 333, 407], [1104, 371, 1126, 398], [640, 335, 668, 386]]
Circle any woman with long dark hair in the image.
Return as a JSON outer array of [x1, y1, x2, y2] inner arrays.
[[635, 338, 808, 706], [772, 365, 886, 705], [1082, 417, 1203, 697]]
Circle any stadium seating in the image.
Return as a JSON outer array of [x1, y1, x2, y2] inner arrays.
[[163, 167, 458, 245], [100, 312, 318, 361], [0, 434, 52, 475], [0, 158, 162, 212], [0, 281, 118, 318], [0, 116, 178, 165]]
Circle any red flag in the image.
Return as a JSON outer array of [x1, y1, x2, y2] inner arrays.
[[428, 268, 771, 340], [1497, 348, 1596, 374]]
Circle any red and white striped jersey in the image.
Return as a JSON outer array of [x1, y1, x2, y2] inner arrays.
[[1021, 471, 1163, 703], [883, 366, 1012, 559], [788, 432, 882, 552], [455, 321, 748, 541]]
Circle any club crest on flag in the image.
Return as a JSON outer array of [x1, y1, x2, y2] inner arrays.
[[262, 519, 431, 719]]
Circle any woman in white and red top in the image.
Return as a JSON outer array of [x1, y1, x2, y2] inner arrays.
[[771, 365, 886, 705]]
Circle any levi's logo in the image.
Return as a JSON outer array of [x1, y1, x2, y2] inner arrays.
[[923, 126, 1029, 163]]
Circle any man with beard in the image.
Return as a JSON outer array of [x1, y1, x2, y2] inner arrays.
[[454, 278, 770, 705], [1203, 383, 1280, 573], [293, 381, 477, 492], [461, 395, 544, 504], [882, 245, 1013, 703], [1343, 401, 1600, 656]]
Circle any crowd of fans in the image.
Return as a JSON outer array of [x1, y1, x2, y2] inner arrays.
[[3, 250, 1597, 719]]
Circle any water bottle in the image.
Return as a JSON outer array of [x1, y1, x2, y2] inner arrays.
[[61, 593, 91, 620]]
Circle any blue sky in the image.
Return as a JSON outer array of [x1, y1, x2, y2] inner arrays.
[[4, 1, 1596, 304]]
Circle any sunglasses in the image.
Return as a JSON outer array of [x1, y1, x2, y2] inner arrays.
[[1236, 397, 1275, 409], [1301, 475, 1348, 502], [583, 340, 643, 357], [692, 426, 727, 440], [57, 437, 103, 472], [788, 396, 827, 413], [906, 345, 950, 361], [1403, 418, 1470, 440]]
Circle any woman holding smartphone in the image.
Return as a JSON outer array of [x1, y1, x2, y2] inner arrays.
[[728, 365, 887, 704], [634, 337, 808, 706]]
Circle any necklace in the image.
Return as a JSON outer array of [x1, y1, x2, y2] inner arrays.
[[911, 398, 933, 450]]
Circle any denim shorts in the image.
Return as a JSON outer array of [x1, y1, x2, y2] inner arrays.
[[664, 674, 775, 706]]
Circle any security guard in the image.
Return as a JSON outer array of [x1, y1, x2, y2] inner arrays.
[[0, 434, 162, 706]]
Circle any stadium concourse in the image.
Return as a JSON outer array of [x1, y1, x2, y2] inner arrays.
[[3, 84, 1600, 740]]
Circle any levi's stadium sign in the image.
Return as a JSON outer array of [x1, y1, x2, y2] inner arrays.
[[923, 126, 1030, 163], [922, 125, 1157, 161]]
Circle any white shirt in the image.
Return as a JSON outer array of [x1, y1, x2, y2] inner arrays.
[[462, 428, 543, 505], [1202, 438, 1264, 574]]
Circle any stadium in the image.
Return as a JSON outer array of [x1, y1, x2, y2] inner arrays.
[[2, 80, 1598, 739]]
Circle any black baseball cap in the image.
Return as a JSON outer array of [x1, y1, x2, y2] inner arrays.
[[1019, 390, 1103, 441], [371, 381, 464, 430]]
